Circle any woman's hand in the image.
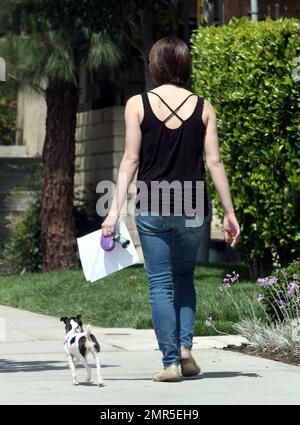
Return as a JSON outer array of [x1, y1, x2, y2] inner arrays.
[[223, 213, 240, 248], [101, 214, 119, 237]]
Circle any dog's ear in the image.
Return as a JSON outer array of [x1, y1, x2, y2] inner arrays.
[[60, 317, 67, 323], [76, 314, 81, 320]]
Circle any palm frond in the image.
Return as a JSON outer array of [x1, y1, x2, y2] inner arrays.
[[45, 30, 77, 85], [85, 31, 123, 72]]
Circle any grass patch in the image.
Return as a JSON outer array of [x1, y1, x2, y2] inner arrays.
[[0, 263, 262, 336]]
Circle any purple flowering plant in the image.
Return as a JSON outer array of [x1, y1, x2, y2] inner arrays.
[[219, 271, 239, 291], [206, 270, 243, 335], [256, 260, 300, 323], [206, 262, 300, 342]]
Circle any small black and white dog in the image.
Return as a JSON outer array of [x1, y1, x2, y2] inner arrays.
[[60, 315, 104, 387]]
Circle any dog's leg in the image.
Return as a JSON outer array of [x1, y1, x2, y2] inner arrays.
[[91, 350, 104, 387], [80, 355, 91, 382], [67, 355, 78, 386]]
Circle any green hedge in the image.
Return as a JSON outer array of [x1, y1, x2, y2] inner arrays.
[[191, 17, 300, 279]]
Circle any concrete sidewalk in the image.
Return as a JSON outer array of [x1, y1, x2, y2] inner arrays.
[[0, 305, 299, 405]]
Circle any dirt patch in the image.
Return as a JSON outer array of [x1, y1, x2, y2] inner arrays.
[[224, 343, 300, 367]]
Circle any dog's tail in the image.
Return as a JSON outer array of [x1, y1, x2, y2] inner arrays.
[[84, 324, 94, 349], [85, 324, 92, 339]]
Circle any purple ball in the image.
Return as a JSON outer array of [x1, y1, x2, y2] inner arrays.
[[100, 235, 115, 251]]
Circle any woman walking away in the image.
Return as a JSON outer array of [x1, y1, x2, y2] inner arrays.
[[101, 35, 240, 382]]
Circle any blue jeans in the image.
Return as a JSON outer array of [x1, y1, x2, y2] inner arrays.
[[135, 211, 208, 368]]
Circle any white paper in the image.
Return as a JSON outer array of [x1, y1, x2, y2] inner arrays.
[[77, 219, 140, 282]]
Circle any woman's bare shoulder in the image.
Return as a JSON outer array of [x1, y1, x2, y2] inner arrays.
[[126, 94, 142, 105], [202, 99, 216, 127], [124, 94, 144, 125]]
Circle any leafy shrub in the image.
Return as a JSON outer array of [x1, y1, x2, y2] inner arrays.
[[0, 59, 18, 145], [3, 196, 43, 273], [191, 17, 300, 279], [1, 163, 43, 273], [2, 177, 100, 274], [0, 97, 17, 145]]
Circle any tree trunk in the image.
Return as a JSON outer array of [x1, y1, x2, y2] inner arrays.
[[41, 82, 79, 271]]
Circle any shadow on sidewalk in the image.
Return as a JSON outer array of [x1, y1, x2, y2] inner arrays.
[[0, 359, 119, 373], [106, 371, 261, 381], [185, 371, 261, 379]]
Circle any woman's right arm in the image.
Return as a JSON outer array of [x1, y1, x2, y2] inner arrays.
[[203, 100, 240, 248]]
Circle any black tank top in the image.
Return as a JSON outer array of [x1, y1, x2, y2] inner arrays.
[[135, 90, 209, 217]]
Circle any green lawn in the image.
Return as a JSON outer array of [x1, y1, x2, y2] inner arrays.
[[0, 263, 262, 336]]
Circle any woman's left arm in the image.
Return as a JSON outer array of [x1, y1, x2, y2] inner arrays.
[[101, 95, 141, 236]]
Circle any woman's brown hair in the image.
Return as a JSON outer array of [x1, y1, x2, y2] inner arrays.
[[148, 35, 192, 87]]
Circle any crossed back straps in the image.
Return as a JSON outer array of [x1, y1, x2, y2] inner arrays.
[[148, 91, 198, 124]]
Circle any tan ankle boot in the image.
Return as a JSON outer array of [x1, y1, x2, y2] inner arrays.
[[180, 347, 201, 377], [152, 364, 181, 382]]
